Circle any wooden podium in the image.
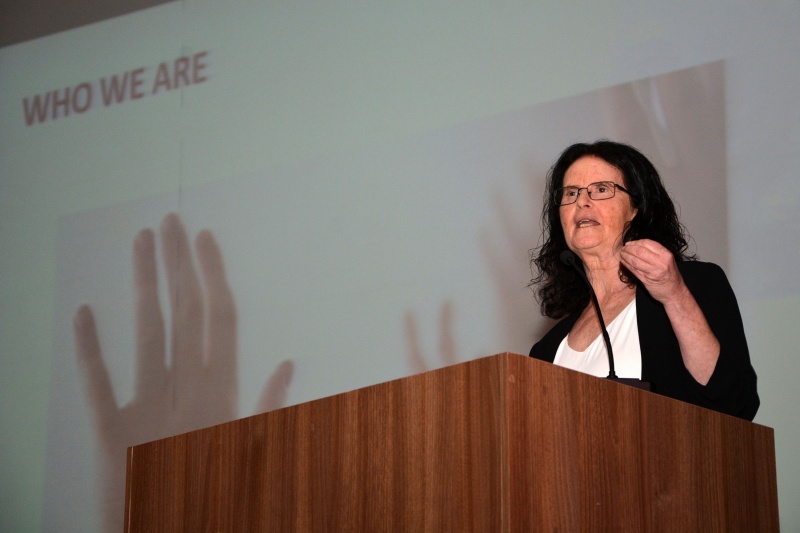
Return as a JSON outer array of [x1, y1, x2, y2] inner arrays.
[[124, 353, 778, 531]]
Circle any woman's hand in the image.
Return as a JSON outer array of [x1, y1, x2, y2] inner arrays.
[[620, 238, 719, 385], [620, 239, 683, 303]]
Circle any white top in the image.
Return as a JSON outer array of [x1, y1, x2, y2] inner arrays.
[[553, 299, 642, 379]]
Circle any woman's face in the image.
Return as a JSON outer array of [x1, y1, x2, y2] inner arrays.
[[559, 156, 638, 261]]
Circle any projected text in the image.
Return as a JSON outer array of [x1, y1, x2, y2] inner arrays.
[[22, 51, 209, 126]]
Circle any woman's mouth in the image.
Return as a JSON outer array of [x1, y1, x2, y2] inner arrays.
[[577, 219, 599, 228]]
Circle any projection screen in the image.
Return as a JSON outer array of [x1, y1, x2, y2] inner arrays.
[[1, 2, 799, 531]]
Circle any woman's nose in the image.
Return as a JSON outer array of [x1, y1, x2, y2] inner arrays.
[[575, 188, 592, 206]]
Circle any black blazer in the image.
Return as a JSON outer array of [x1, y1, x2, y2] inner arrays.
[[530, 261, 759, 420]]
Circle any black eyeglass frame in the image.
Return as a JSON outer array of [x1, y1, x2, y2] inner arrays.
[[554, 181, 631, 206]]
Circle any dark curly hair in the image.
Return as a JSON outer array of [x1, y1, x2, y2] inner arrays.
[[530, 140, 695, 319]]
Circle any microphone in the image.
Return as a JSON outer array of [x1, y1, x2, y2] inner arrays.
[[560, 250, 652, 391]]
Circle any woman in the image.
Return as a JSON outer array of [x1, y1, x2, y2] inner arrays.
[[529, 140, 759, 420]]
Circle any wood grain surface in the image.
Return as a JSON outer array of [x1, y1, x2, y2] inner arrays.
[[125, 353, 778, 532]]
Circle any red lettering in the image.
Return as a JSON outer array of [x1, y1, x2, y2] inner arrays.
[[151, 51, 210, 95], [100, 72, 130, 106], [22, 93, 51, 126], [52, 87, 71, 120], [23, 53, 209, 125], [173, 57, 190, 89], [192, 51, 208, 84], [152, 62, 171, 94], [72, 82, 93, 113], [130, 67, 146, 99], [22, 80, 94, 125]]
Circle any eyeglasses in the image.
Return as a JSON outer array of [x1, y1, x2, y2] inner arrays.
[[554, 181, 630, 206]]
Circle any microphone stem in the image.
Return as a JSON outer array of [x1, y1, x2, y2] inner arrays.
[[559, 251, 651, 391], [586, 285, 618, 379], [561, 251, 618, 379]]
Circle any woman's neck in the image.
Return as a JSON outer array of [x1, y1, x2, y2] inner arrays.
[[581, 255, 632, 302]]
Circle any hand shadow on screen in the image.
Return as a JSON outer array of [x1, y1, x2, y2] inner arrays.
[[404, 62, 730, 372], [74, 213, 294, 532], [403, 159, 554, 374]]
